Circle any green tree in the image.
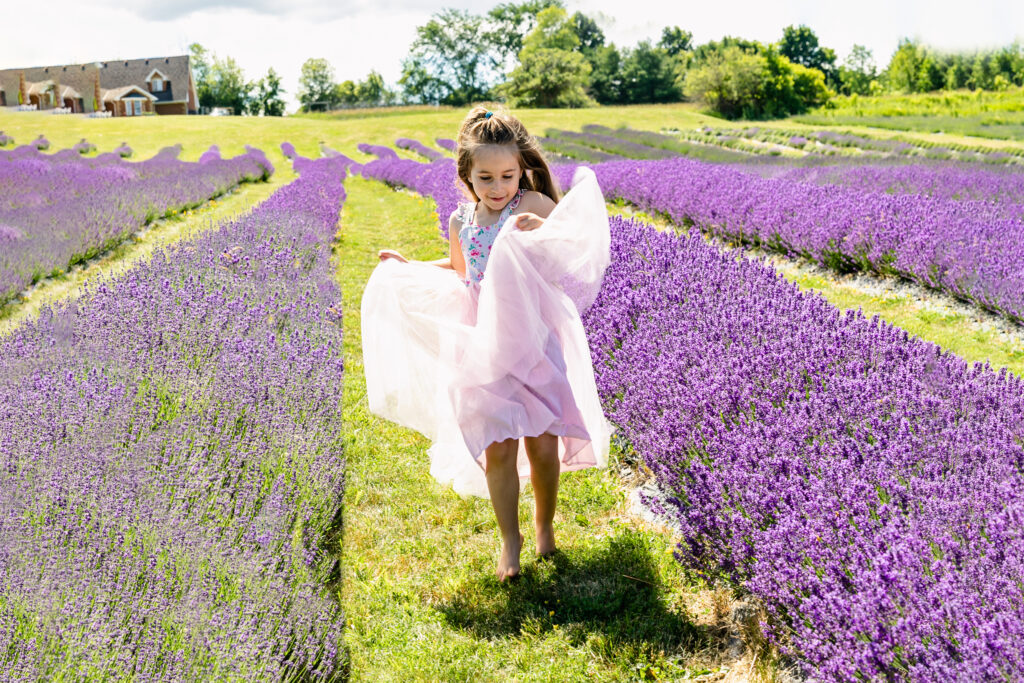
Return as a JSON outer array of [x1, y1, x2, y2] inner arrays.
[[500, 6, 593, 107], [189, 43, 214, 109], [917, 55, 944, 91], [298, 58, 337, 111], [968, 53, 994, 90], [247, 67, 285, 116], [334, 80, 358, 106], [586, 44, 623, 104], [779, 24, 837, 86], [659, 26, 693, 56], [399, 9, 497, 105], [838, 44, 876, 95], [487, 0, 564, 66], [684, 45, 766, 119], [569, 11, 604, 51], [887, 39, 924, 92], [620, 41, 681, 103], [206, 55, 251, 114], [356, 71, 395, 106], [685, 45, 829, 119]]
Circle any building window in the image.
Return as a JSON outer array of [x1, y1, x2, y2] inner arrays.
[[133, 99, 143, 115], [151, 78, 163, 92]]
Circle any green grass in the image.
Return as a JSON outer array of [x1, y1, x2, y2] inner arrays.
[[794, 88, 1024, 141], [336, 176, 771, 681]]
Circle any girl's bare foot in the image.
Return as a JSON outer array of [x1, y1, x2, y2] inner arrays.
[[497, 533, 524, 582], [536, 521, 556, 557]]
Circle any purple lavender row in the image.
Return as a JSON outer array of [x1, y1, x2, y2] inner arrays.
[[355, 152, 1024, 678], [356, 142, 398, 159], [395, 138, 445, 162], [0, 155, 350, 678], [582, 216, 1024, 681], [435, 137, 456, 152], [546, 129, 678, 160], [0, 144, 273, 306], [757, 162, 1024, 220], [0, 132, 14, 147], [569, 158, 1024, 322]]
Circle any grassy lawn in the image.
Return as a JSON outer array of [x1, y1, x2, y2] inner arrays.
[[792, 88, 1024, 142], [336, 176, 771, 682]]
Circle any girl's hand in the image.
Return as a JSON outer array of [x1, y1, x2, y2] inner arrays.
[[513, 212, 545, 232], [378, 249, 408, 263]]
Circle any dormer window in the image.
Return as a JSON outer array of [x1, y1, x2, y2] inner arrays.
[[146, 68, 169, 93]]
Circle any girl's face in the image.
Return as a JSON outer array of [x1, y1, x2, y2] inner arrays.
[[468, 144, 523, 212]]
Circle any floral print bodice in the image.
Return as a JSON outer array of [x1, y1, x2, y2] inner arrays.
[[454, 188, 525, 285]]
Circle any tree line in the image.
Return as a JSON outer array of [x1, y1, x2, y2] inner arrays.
[[191, 0, 1024, 120]]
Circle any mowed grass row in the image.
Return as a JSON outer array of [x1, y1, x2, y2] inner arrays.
[[334, 176, 769, 681]]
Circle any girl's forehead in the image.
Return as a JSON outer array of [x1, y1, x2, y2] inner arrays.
[[472, 145, 520, 173]]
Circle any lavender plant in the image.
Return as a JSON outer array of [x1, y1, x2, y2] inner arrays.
[[356, 143, 398, 160], [545, 129, 678, 160], [0, 155, 350, 679], [435, 137, 456, 152], [0, 145, 273, 306], [395, 138, 445, 162], [581, 125, 753, 163]]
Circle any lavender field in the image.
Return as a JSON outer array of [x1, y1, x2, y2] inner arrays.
[[1, 109, 1022, 679], [0, 153, 349, 678], [358, 144, 1024, 680], [0, 143, 272, 307]]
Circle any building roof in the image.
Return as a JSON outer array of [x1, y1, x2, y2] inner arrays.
[[27, 80, 54, 95], [59, 84, 82, 99], [102, 85, 157, 101]]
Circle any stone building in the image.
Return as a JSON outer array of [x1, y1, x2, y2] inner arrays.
[[0, 55, 198, 116]]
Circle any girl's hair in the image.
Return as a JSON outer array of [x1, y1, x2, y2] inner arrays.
[[456, 105, 560, 203]]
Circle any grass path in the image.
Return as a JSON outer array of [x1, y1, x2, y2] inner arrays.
[[0, 168, 294, 337], [335, 177, 767, 682]]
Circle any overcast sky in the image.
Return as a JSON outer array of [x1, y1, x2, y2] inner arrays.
[[3, 0, 1021, 112]]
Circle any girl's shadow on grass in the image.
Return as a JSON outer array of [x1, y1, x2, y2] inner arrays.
[[435, 527, 706, 655]]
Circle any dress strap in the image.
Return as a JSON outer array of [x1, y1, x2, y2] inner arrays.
[[508, 188, 525, 211]]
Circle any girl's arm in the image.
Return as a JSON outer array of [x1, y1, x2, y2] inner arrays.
[[448, 213, 467, 279], [512, 191, 556, 231]]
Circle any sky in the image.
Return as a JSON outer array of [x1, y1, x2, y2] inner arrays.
[[2, 0, 1021, 113]]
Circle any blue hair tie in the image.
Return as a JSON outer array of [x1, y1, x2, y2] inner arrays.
[[484, 111, 493, 119]]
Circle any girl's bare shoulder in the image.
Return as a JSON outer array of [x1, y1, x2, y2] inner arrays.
[[518, 190, 556, 217]]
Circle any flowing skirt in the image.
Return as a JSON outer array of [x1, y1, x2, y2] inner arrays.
[[361, 167, 612, 498]]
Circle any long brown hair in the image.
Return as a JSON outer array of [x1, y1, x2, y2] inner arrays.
[[455, 105, 560, 203]]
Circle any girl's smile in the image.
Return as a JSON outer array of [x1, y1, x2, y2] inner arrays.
[[469, 144, 523, 213]]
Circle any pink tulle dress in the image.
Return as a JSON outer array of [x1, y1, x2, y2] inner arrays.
[[361, 167, 612, 498]]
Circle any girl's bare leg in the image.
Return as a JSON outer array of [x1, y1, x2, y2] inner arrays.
[[524, 433, 559, 556], [485, 438, 523, 581]]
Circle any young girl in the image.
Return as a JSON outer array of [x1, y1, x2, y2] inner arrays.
[[361, 106, 611, 581]]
